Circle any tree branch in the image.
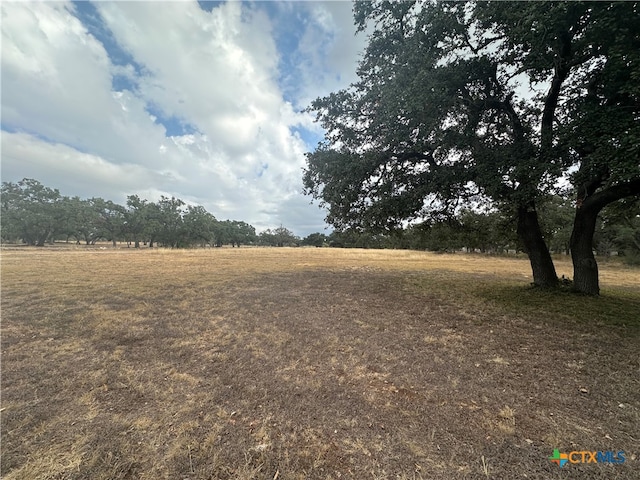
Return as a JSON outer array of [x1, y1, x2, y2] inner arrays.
[[541, 31, 572, 154], [582, 178, 640, 213]]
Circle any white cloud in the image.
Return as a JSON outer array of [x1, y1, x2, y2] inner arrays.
[[290, 1, 366, 108], [0, 131, 163, 203], [1, 1, 364, 237]]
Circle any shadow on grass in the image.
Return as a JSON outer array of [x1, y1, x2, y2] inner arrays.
[[475, 283, 640, 330]]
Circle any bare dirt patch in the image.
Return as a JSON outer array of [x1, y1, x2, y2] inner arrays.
[[1, 248, 639, 479]]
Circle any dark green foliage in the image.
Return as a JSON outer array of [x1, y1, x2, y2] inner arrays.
[[214, 220, 257, 247], [123, 195, 149, 248], [301, 232, 328, 247], [258, 226, 299, 247], [1, 178, 258, 249], [90, 198, 126, 247], [304, 1, 640, 293], [155, 196, 186, 248], [1, 179, 63, 246], [327, 229, 395, 249], [538, 196, 575, 255], [182, 205, 217, 247], [596, 199, 640, 263]]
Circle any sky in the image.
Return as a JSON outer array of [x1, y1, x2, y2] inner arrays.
[[1, 0, 368, 237]]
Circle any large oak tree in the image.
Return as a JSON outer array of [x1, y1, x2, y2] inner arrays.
[[304, 1, 640, 294]]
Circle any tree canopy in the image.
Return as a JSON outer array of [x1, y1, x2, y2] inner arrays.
[[1, 178, 263, 248], [304, 0, 640, 294]]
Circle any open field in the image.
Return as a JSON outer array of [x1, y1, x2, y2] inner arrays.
[[1, 247, 639, 479]]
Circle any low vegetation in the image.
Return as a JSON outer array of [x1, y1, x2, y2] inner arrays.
[[2, 247, 639, 479]]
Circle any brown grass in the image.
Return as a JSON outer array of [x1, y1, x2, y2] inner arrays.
[[1, 247, 639, 479]]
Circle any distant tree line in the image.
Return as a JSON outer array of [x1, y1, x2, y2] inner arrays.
[[0, 178, 336, 249], [325, 195, 640, 264], [1, 178, 260, 248], [2, 179, 637, 261]]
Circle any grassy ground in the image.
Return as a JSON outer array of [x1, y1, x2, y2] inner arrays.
[[1, 247, 639, 479]]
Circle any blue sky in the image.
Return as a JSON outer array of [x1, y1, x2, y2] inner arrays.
[[1, 1, 366, 236]]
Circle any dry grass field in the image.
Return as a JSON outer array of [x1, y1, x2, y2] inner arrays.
[[1, 247, 639, 479]]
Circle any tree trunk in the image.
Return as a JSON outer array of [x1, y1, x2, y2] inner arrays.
[[517, 204, 558, 287], [570, 204, 600, 295], [569, 178, 640, 294]]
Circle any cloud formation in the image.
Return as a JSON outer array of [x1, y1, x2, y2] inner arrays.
[[1, 1, 366, 236]]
